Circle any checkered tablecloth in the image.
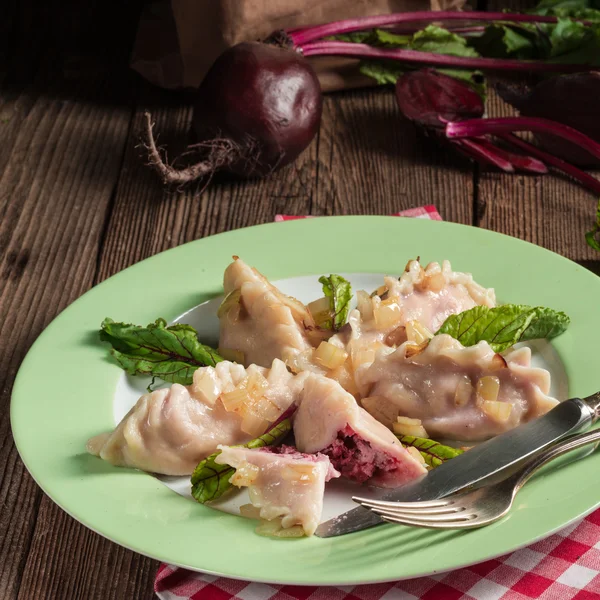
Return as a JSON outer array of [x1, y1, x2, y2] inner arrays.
[[155, 207, 600, 600]]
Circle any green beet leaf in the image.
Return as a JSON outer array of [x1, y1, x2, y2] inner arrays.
[[191, 418, 293, 504], [338, 25, 485, 96], [398, 435, 464, 468], [100, 317, 223, 386], [585, 198, 600, 251], [318, 274, 352, 330], [436, 304, 570, 352]]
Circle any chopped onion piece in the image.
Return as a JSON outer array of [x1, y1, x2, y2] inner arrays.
[[217, 289, 242, 318], [270, 525, 305, 538], [405, 320, 433, 344], [477, 376, 500, 403], [374, 303, 402, 330], [230, 462, 260, 487], [405, 340, 429, 358], [454, 375, 473, 407], [255, 519, 282, 537], [221, 380, 249, 412], [239, 503, 262, 520], [490, 353, 508, 370], [241, 410, 270, 437], [255, 519, 305, 538], [218, 347, 245, 364], [307, 296, 331, 328], [314, 341, 348, 370], [372, 285, 388, 298], [405, 445, 426, 465], [356, 290, 374, 321], [417, 272, 445, 293], [362, 396, 399, 427], [393, 416, 429, 438], [385, 325, 407, 347], [253, 396, 282, 423], [281, 463, 317, 483], [481, 400, 512, 423], [192, 369, 220, 406], [246, 371, 269, 399]]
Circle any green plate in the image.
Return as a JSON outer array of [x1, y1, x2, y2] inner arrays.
[[11, 216, 600, 585]]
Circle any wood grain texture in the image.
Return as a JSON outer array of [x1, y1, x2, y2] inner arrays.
[[315, 88, 474, 224], [477, 0, 600, 270], [0, 1, 154, 599]]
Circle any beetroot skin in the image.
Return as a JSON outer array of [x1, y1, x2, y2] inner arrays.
[[144, 42, 322, 187]]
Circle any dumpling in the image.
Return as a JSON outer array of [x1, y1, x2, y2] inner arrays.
[[293, 374, 427, 487], [382, 259, 496, 333], [334, 259, 496, 352], [87, 359, 303, 475], [327, 260, 496, 396], [215, 445, 340, 536], [219, 258, 326, 372], [359, 334, 557, 442]]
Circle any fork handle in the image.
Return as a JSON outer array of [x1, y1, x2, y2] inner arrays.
[[513, 425, 600, 493]]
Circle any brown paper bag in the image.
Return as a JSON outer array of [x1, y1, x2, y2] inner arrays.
[[132, 0, 466, 92]]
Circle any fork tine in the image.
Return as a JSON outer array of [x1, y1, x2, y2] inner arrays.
[[370, 507, 475, 523], [361, 503, 464, 515], [381, 514, 484, 529], [352, 496, 452, 510]]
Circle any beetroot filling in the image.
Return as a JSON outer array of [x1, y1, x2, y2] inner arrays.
[[320, 425, 400, 483]]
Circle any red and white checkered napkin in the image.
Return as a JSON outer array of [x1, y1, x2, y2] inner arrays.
[[156, 207, 600, 600]]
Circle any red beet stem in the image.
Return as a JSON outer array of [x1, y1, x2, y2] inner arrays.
[[456, 139, 515, 172], [447, 117, 600, 161], [499, 133, 600, 195], [465, 138, 548, 173], [300, 41, 594, 73], [289, 11, 591, 45]]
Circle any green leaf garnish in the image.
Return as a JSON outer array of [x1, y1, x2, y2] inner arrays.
[[191, 418, 293, 504], [318, 274, 352, 331], [100, 318, 223, 386], [398, 435, 464, 468], [586, 198, 600, 251], [436, 304, 570, 352], [340, 26, 486, 96]]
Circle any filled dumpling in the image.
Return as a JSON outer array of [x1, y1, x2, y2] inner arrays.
[[219, 258, 326, 372], [293, 374, 427, 487], [215, 445, 340, 536], [333, 259, 496, 352], [359, 334, 557, 442], [87, 359, 303, 475]]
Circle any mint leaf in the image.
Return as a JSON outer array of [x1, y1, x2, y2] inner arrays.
[[436, 305, 570, 352], [100, 318, 223, 385], [318, 274, 352, 330], [397, 435, 464, 468], [191, 418, 293, 504], [586, 198, 600, 251]]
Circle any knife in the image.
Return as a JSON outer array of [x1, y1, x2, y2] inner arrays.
[[315, 391, 600, 538]]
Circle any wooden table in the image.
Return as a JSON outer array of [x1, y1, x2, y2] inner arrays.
[[2, 0, 598, 598]]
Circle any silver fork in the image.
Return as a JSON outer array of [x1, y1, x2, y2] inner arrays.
[[354, 427, 600, 529]]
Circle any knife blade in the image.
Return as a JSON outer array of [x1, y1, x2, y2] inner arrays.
[[316, 394, 599, 538]]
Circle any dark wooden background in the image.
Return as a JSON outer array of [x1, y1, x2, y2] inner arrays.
[[1, 0, 598, 598]]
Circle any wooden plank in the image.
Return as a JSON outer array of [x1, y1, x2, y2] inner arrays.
[[477, 0, 600, 272], [314, 87, 474, 224], [0, 1, 154, 599]]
